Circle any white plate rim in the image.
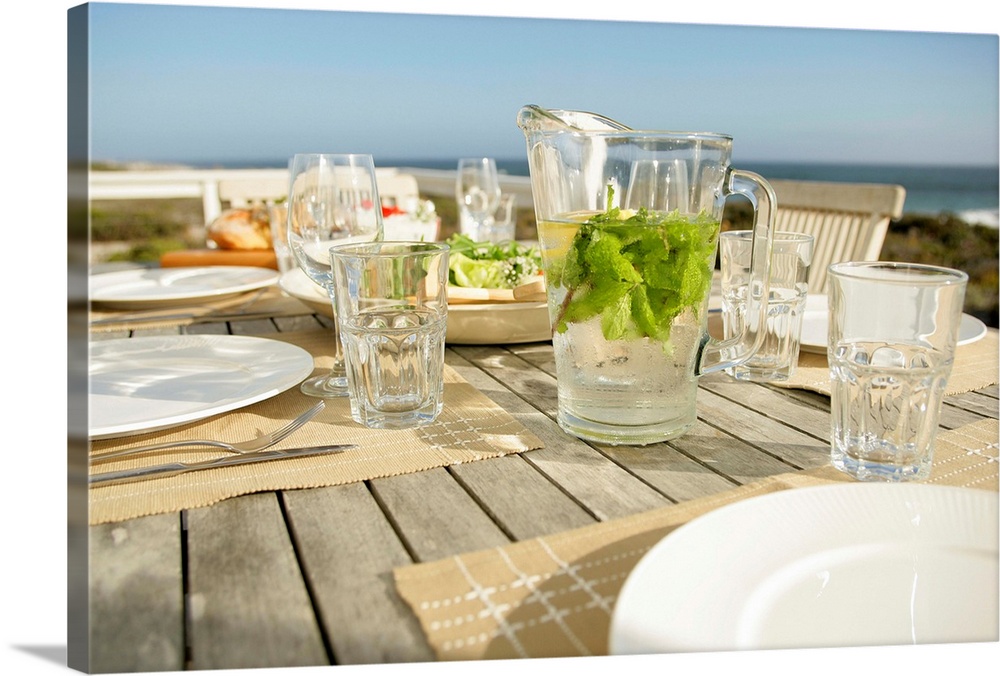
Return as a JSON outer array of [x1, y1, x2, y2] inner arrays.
[[91, 266, 279, 306], [799, 294, 989, 353], [89, 334, 314, 439], [278, 267, 329, 302], [608, 483, 999, 654]]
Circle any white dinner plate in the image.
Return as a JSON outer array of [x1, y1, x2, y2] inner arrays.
[[277, 268, 332, 315], [89, 335, 315, 439], [278, 268, 552, 345], [90, 266, 279, 309], [609, 483, 999, 655], [799, 294, 989, 354]]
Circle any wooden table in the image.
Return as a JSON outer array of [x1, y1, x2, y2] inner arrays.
[[75, 298, 999, 673]]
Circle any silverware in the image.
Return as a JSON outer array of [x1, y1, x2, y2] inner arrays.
[[91, 400, 325, 462], [89, 443, 357, 488]]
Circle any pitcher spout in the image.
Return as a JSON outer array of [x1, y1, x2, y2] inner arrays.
[[517, 104, 633, 135]]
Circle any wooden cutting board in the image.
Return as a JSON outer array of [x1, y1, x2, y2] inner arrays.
[[160, 249, 278, 270], [445, 278, 546, 304]]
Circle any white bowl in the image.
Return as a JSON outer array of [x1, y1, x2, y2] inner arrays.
[[446, 301, 551, 344]]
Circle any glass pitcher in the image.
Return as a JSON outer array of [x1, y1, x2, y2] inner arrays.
[[517, 105, 776, 445]]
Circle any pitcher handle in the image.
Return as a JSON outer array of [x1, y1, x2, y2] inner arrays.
[[698, 169, 776, 375]]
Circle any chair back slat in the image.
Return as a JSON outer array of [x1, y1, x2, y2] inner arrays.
[[767, 180, 906, 294]]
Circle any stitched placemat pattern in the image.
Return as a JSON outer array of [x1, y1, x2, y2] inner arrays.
[[392, 418, 998, 660]]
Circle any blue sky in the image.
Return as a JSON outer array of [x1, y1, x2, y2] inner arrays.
[[83, 2, 999, 167]]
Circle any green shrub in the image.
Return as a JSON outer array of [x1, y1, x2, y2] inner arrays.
[[90, 198, 203, 241], [106, 238, 189, 263], [882, 214, 998, 327]]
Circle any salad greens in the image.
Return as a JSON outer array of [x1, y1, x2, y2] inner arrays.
[[548, 188, 719, 342], [445, 234, 542, 289]]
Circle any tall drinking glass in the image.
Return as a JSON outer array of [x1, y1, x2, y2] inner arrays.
[[330, 242, 450, 429], [828, 262, 968, 482], [287, 153, 384, 397], [489, 193, 517, 242], [456, 157, 501, 241], [721, 231, 814, 382]]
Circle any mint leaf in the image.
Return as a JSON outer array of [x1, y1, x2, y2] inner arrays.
[[545, 185, 719, 343], [559, 279, 628, 329], [601, 287, 633, 341], [584, 230, 643, 285], [629, 284, 661, 340]]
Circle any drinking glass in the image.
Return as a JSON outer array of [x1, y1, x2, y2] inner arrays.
[[720, 231, 814, 382], [329, 241, 450, 429], [828, 261, 968, 482], [267, 201, 294, 273], [487, 193, 517, 243], [287, 153, 384, 397], [456, 157, 501, 241]]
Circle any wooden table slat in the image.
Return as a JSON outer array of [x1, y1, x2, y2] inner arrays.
[[88, 513, 185, 674], [370, 467, 513, 561], [693, 387, 830, 469], [449, 453, 599, 539], [282, 482, 436, 665], [185, 493, 329, 670]]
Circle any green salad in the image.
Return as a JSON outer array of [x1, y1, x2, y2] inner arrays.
[[445, 234, 542, 289]]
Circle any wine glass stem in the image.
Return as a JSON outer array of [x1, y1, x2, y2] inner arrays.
[[325, 285, 346, 374]]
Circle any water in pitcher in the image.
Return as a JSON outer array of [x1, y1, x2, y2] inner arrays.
[[537, 210, 720, 444]]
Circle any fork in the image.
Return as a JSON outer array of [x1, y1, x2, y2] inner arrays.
[[91, 400, 326, 462]]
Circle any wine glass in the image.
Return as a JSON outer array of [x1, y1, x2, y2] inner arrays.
[[456, 157, 501, 241], [287, 153, 384, 397]]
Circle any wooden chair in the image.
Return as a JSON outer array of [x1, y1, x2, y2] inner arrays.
[[766, 179, 906, 294], [217, 176, 287, 209]]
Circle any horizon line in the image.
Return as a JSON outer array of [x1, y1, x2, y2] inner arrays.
[[91, 157, 1000, 170]]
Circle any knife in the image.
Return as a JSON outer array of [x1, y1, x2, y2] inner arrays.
[[89, 443, 358, 488]]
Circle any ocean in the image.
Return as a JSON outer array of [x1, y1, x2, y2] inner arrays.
[[384, 158, 999, 228], [205, 158, 1000, 228]]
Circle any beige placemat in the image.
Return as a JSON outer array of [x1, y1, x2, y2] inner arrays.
[[393, 418, 999, 661], [89, 286, 314, 331], [87, 329, 545, 525], [779, 330, 999, 396]]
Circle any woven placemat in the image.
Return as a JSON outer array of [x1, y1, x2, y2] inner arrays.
[[87, 329, 545, 525], [393, 418, 999, 660], [778, 330, 998, 396], [705, 312, 998, 397]]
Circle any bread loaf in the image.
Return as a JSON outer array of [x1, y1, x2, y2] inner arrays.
[[207, 207, 272, 250]]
